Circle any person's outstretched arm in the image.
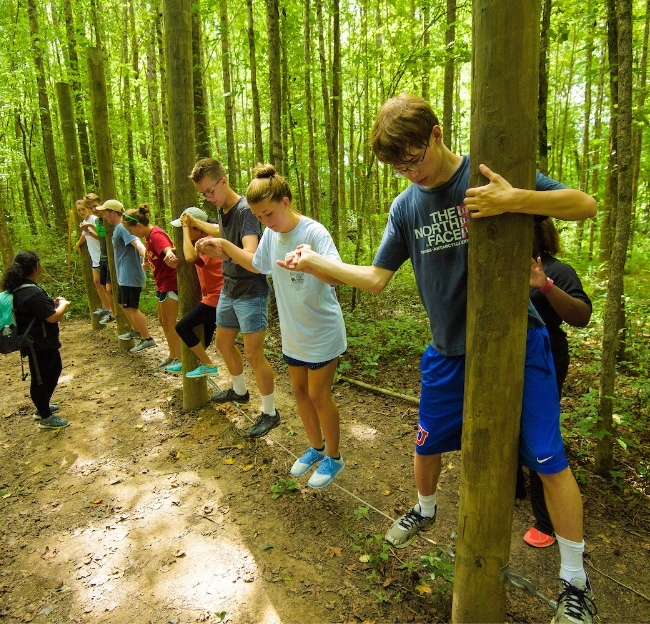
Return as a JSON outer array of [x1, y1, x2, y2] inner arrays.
[[278, 244, 394, 295], [465, 164, 597, 221]]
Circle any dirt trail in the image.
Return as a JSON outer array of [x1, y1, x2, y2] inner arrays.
[[1, 319, 649, 623]]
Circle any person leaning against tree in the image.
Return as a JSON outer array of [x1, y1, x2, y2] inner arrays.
[[188, 158, 278, 439], [279, 93, 598, 624]]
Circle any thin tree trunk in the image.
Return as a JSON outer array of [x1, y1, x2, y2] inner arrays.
[[193, 1, 211, 158], [219, 0, 236, 182], [266, 0, 283, 172], [537, 0, 552, 174], [247, 0, 264, 164], [596, 0, 632, 476], [61, 0, 95, 188], [15, 116, 38, 236], [422, 3, 430, 100], [16, 115, 49, 227], [163, 0, 209, 411], [0, 185, 14, 269], [443, 0, 456, 146], [304, 0, 320, 220], [589, 41, 606, 262], [556, 32, 577, 182], [122, 4, 137, 204], [147, 25, 166, 226], [27, 0, 68, 233]]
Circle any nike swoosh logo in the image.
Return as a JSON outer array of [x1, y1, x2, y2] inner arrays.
[[536, 456, 554, 464]]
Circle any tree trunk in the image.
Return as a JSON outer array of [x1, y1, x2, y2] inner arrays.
[[247, 0, 265, 164], [122, 4, 137, 204], [443, 0, 456, 146], [303, 0, 320, 220], [422, 3, 430, 100], [61, 0, 95, 189], [219, 0, 237, 182], [27, 0, 68, 233], [596, 0, 632, 476], [192, 1, 211, 159], [87, 46, 132, 347], [0, 185, 14, 269], [537, 0, 552, 175], [56, 81, 102, 328], [163, 0, 209, 411], [452, 0, 539, 620], [331, 0, 341, 246], [15, 116, 38, 237], [16, 114, 50, 228], [266, 0, 284, 172], [147, 26, 166, 226], [599, 0, 619, 272]]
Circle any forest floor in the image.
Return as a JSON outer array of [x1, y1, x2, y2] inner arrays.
[[0, 318, 649, 624]]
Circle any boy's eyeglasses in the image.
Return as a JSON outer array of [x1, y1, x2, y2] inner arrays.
[[392, 143, 429, 177], [199, 178, 223, 199], [122, 214, 139, 224]]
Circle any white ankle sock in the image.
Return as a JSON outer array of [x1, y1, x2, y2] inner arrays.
[[556, 534, 587, 583], [417, 492, 437, 518], [261, 393, 276, 416], [231, 373, 247, 395]]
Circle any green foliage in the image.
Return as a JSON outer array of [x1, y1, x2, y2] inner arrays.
[[270, 477, 300, 500], [416, 547, 455, 599]]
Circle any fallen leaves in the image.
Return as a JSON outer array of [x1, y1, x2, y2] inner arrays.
[[325, 546, 342, 558], [41, 546, 57, 560]]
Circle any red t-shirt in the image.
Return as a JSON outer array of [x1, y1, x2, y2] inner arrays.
[[195, 252, 224, 308], [146, 226, 178, 292]]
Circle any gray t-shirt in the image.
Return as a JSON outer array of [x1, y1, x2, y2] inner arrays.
[[373, 156, 564, 356], [252, 216, 346, 363], [112, 222, 146, 287], [219, 196, 269, 300]]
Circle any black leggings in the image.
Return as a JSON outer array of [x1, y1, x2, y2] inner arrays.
[[28, 349, 62, 419], [175, 302, 216, 349]]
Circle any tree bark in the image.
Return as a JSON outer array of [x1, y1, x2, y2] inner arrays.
[[121, 4, 137, 204], [27, 0, 68, 233], [452, 0, 539, 619], [266, 0, 284, 172], [247, 0, 265, 164], [219, 0, 237, 183], [537, 0, 552, 175], [443, 0, 456, 147], [192, 1, 211, 159], [147, 25, 166, 226], [15, 116, 38, 237], [163, 0, 209, 411], [87, 46, 132, 346], [0, 185, 14, 269], [596, 0, 633, 476], [303, 0, 320, 220]]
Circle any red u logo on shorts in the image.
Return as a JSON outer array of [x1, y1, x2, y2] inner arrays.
[[416, 425, 429, 446]]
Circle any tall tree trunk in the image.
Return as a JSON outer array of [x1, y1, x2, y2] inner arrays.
[[192, 1, 211, 158], [147, 25, 166, 226], [56, 81, 102, 327], [163, 0, 209, 411], [556, 33, 577, 182], [61, 0, 95, 189], [219, 0, 237, 183], [537, 0, 552, 174], [156, 2, 171, 209], [281, 8, 290, 177], [247, 0, 264, 164], [0, 185, 14, 269], [16, 114, 49, 227], [422, 3, 430, 100], [596, 0, 632, 476], [122, 4, 137, 204], [87, 46, 132, 345], [303, 0, 320, 220], [15, 116, 38, 236], [266, 0, 284, 172], [452, 0, 540, 618], [443, 0, 456, 146], [27, 0, 68, 233], [589, 41, 606, 262], [599, 0, 619, 271]]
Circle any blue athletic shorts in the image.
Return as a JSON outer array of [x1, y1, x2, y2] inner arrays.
[[283, 353, 338, 370], [416, 325, 568, 475], [216, 293, 268, 334]]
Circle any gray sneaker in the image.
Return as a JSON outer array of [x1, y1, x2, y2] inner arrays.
[[33, 403, 60, 420], [247, 410, 280, 438], [130, 337, 156, 353], [99, 313, 115, 324], [92, 307, 108, 317], [118, 329, 140, 340], [551, 577, 596, 624], [39, 416, 70, 430], [385, 505, 436, 548]]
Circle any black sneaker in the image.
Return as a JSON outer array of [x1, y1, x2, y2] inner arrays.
[[210, 388, 250, 404], [552, 577, 596, 624], [247, 410, 280, 438]]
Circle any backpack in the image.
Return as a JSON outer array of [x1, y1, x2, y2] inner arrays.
[[0, 284, 42, 383]]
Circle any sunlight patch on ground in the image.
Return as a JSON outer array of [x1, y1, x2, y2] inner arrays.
[[57, 373, 74, 385], [349, 423, 379, 441], [140, 407, 166, 423]]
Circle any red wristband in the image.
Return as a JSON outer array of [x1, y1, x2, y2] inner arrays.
[[538, 277, 554, 294]]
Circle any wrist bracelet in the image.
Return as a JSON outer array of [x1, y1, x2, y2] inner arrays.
[[538, 277, 554, 294]]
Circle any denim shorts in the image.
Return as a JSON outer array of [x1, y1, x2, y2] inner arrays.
[[416, 325, 568, 475], [216, 293, 268, 334], [283, 353, 338, 370]]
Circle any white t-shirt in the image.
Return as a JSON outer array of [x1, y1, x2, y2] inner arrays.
[[252, 216, 346, 363], [82, 214, 101, 267]]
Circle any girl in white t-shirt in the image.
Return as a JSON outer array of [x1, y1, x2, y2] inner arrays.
[[196, 164, 347, 488]]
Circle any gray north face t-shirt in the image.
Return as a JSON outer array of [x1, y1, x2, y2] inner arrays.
[[373, 156, 564, 356], [219, 196, 269, 300]]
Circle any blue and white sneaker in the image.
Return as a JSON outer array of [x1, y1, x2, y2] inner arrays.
[[165, 359, 182, 373], [291, 446, 326, 477], [307, 455, 344, 488], [186, 364, 218, 378]]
